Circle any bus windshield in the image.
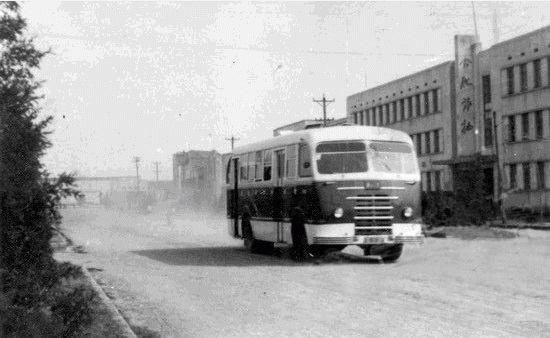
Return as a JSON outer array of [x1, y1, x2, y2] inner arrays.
[[368, 141, 417, 174], [315, 141, 368, 174], [315, 140, 418, 175]]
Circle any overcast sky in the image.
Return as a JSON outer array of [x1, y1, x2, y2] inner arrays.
[[20, 1, 550, 180]]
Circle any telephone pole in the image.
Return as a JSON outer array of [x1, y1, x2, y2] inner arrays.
[[133, 156, 141, 191], [225, 135, 240, 152], [313, 94, 335, 126], [153, 161, 160, 181]]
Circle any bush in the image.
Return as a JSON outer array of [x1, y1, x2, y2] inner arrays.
[[0, 3, 89, 337]]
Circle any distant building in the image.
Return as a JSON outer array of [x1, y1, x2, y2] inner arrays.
[[347, 25, 550, 211], [74, 176, 140, 205], [172, 150, 223, 209]]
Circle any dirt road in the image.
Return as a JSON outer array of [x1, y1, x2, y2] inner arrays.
[[55, 208, 550, 337]]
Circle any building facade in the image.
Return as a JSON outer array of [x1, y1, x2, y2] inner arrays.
[[172, 150, 223, 209], [347, 25, 550, 212]]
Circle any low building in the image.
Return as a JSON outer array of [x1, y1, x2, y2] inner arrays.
[[172, 150, 223, 209]]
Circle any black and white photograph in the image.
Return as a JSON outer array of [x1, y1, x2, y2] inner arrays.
[[1, 1, 550, 337]]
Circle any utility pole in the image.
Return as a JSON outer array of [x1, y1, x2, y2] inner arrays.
[[133, 156, 141, 191], [225, 135, 240, 152], [153, 161, 160, 181], [313, 94, 335, 126]]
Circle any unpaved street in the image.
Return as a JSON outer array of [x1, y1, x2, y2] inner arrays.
[[56, 207, 550, 338]]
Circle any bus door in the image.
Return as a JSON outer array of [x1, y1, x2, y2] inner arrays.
[[231, 158, 240, 237], [273, 149, 285, 242]]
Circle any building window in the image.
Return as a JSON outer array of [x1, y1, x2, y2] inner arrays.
[[365, 109, 371, 126], [536, 110, 543, 139], [359, 110, 364, 125], [537, 161, 545, 189], [506, 66, 514, 95], [434, 129, 440, 153], [482, 75, 491, 104], [384, 104, 390, 124], [392, 101, 398, 122], [521, 113, 529, 140], [408, 97, 413, 117], [353, 112, 358, 124], [534, 59, 541, 89], [415, 94, 421, 116], [432, 89, 439, 112], [523, 162, 531, 190], [434, 170, 441, 191], [520, 63, 528, 92], [372, 108, 377, 126], [425, 171, 432, 191], [416, 134, 422, 155], [425, 131, 431, 154], [378, 106, 383, 126], [510, 163, 517, 189], [400, 99, 405, 120], [423, 92, 430, 115], [508, 116, 516, 142], [484, 116, 493, 147]]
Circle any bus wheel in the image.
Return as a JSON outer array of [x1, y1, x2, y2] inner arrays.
[[290, 221, 310, 261], [242, 217, 272, 254], [363, 244, 403, 263]]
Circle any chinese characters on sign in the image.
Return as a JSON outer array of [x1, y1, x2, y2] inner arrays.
[[455, 35, 478, 155]]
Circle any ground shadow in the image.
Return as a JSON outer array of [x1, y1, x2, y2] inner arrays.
[[131, 246, 382, 267]]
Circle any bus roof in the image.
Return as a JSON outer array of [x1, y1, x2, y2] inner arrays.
[[232, 125, 413, 155]]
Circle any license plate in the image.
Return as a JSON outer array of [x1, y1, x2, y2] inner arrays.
[[363, 236, 386, 244]]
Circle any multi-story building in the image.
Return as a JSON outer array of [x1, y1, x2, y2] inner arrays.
[[347, 25, 550, 212]]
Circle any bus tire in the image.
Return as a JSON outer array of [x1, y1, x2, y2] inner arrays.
[[290, 219, 310, 261], [242, 216, 272, 254], [363, 244, 403, 263]]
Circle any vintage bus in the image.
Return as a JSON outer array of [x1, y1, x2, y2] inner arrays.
[[225, 125, 423, 262]]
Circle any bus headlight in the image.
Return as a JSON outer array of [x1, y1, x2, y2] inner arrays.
[[334, 207, 344, 218], [402, 207, 413, 219]]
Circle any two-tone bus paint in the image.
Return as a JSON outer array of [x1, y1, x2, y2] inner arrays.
[[225, 125, 424, 262]]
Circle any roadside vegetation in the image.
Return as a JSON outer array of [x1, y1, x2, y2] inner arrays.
[[0, 2, 97, 336]]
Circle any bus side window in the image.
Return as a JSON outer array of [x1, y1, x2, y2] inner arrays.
[[299, 143, 312, 177], [254, 151, 262, 181], [286, 144, 297, 178], [240, 153, 248, 181], [248, 152, 255, 182], [263, 150, 272, 181]]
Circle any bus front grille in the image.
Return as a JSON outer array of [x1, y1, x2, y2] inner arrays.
[[347, 194, 397, 234]]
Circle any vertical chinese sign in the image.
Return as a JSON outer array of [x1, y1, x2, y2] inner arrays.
[[454, 35, 478, 156]]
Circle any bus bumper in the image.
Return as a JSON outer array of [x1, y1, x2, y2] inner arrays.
[[309, 223, 424, 245]]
